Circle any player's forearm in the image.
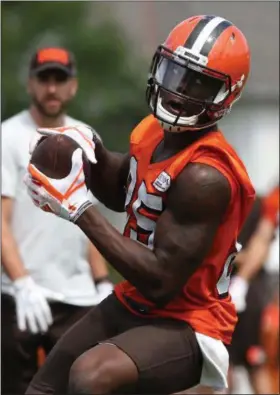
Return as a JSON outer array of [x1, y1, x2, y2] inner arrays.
[[76, 207, 167, 304], [89, 142, 129, 212], [88, 243, 110, 280], [237, 236, 270, 281], [238, 219, 274, 281], [1, 220, 28, 281], [176, 386, 226, 394]]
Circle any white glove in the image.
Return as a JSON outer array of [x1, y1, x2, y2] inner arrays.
[[13, 276, 64, 334], [24, 148, 93, 223], [29, 125, 99, 164], [96, 281, 114, 303], [229, 275, 249, 313]]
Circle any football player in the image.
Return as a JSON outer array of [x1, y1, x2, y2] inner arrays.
[[25, 15, 255, 395], [229, 184, 279, 394]]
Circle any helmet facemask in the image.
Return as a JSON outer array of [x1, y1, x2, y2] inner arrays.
[[146, 45, 232, 132]]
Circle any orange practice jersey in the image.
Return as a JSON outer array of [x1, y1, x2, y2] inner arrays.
[[262, 185, 279, 227], [114, 115, 255, 344]]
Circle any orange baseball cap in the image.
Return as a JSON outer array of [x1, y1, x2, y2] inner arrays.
[[29, 47, 76, 77]]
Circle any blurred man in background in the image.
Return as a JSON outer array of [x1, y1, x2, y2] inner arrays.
[[1, 47, 113, 395], [229, 183, 279, 394]]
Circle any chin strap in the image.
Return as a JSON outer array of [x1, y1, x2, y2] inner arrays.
[[159, 118, 219, 133]]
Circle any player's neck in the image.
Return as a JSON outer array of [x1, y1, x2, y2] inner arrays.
[[29, 105, 66, 128], [163, 125, 217, 151]]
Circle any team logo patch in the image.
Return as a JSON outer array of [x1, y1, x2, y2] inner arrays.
[[153, 171, 171, 192]]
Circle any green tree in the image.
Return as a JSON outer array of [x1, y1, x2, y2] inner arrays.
[[2, 1, 149, 152], [2, 1, 152, 282]]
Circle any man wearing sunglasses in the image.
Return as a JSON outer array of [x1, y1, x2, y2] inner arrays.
[[1, 47, 113, 394]]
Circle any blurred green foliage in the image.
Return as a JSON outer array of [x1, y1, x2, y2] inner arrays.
[[2, 1, 149, 152], [2, 1, 152, 283]]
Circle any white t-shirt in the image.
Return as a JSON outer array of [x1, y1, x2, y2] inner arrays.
[[1, 110, 100, 305]]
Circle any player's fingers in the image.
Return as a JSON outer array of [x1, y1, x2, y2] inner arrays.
[[28, 188, 41, 201], [65, 131, 97, 164], [31, 178, 42, 186], [29, 133, 46, 155], [41, 204, 55, 213], [38, 127, 97, 164], [16, 304, 27, 332], [25, 309, 39, 334], [83, 147, 97, 164], [71, 149, 85, 174], [37, 127, 61, 136], [38, 297, 53, 327], [33, 301, 50, 332], [32, 199, 41, 207], [69, 130, 97, 164], [24, 174, 41, 193], [26, 186, 44, 207], [23, 172, 33, 187]]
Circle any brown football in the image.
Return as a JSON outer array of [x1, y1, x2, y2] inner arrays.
[[30, 135, 91, 189]]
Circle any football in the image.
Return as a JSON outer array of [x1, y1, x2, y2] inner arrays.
[[30, 134, 91, 189]]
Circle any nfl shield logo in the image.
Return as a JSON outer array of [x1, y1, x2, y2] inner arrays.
[[153, 171, 171, 192]]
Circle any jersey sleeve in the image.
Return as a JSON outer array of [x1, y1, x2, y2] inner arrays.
[[1, 126, 19, 198], [129, 115, 158, 145]]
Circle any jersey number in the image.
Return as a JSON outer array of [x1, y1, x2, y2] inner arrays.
[[126, 156, 241, 295], [216, 243, 242, 298], [125, 157, 163, 249]]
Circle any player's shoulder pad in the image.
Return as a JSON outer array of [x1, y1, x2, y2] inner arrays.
[[130, 114, 160, 145]]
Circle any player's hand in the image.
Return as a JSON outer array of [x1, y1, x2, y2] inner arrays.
[[96, 280, 114, 303], [13, 275, 64, 334], [24, 148, 93, 223], [29, 125, 99, 164], [229, 275, 249, 313]]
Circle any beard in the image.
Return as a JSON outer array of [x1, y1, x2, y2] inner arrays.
[[31, 94, 69, 118]]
